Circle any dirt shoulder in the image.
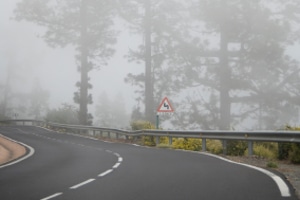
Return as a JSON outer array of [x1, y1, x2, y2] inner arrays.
[[0, 135, 26, 166]]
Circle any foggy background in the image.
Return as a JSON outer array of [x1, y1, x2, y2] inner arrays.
[[1, 0, 300, 130], [0, 0, 142, 127]]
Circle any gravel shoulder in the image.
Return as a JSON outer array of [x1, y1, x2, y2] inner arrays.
[[225, 155, 300, 199]]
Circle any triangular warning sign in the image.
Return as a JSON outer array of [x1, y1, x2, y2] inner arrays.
[[157, 97, 174, 112]]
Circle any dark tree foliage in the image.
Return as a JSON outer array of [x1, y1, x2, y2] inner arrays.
[[14, 0, 117, 125]]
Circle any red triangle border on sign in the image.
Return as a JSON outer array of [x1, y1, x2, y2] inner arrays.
[[157, 97, 174, 112]]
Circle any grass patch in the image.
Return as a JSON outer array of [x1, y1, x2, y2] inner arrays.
[[266, 161, 278, 168]]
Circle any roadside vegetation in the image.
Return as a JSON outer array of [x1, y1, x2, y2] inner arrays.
[[131, 121, 300, 164]]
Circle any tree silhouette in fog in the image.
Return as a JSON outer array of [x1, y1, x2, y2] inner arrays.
[[15, 0, 117, 125]]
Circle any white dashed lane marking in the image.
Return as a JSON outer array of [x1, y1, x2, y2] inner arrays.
[[12, 127, 124, 200], [112, 162, 121, 169], [70, 179, 96, 189], [98, 169, 113, 177], [40, 192, 63, 200]]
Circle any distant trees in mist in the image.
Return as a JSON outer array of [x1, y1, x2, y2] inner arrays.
[[0, 74, 49, 120], [45, 103, 79, 125], [94, 92, 129, 128], [1, 0, 299, 130]]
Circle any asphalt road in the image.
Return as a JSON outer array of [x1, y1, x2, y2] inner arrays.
[[0, 126, 298, 200]]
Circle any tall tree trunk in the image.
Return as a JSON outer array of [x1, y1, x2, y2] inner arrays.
[[219, 28, 231, 130], [144, 0, 155, 123], [79, 0, 89, 125]]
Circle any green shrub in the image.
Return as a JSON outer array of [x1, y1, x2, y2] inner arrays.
[[130, 120, 155, 130], [267, 161, 278, 168], [289, 143, 300, 164], [172, 138, 186, 150], [253, 143, 277, 159], [130, 120, 156, 146], [278, 143, 292, 160], [282, 125, 300, 163], [227, 140, 248, 156], [207, 140, 223, 154], [172, 138, 202, 151], [142, 136, 156, 146], [172, 139, 222, 153], [159, 137, 169, 145]]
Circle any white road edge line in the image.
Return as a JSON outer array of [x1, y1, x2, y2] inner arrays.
[[70, 179, 95, 190], [199, 152, 291, 197], [0, 134, 35, 169], [239, 163, 291, 197], [98, 169, 113, 177], [40, 192, 63, 200], [118, 157, 123, 162]]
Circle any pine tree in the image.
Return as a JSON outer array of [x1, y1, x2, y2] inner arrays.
[[119, 0, 187, 123], [15, 0, 117, 125]]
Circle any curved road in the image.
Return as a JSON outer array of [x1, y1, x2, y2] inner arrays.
[[0, 126, 297, 200]]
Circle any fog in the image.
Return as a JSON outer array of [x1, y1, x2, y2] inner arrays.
[[0, 1, 141, 123], [1, 1, 300, 130]]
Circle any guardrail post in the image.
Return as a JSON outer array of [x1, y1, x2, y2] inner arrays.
[[108, 131, 111, 139], [169, 136, 172, 145], [100, 131, 103, 138], [222, 140, 227, 155], [156, 136, 159, 145], [248, 141, 253, 156], [202, 139, 206, 151], [116, 132, 119, 140]]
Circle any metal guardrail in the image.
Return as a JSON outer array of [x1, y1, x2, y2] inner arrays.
[[1, 119, 300, 155]]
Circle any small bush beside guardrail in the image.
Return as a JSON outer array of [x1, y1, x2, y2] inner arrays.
[[1, 119, 300, 161], [278, 126, 300, 164], [130, 120, 156, 146]]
